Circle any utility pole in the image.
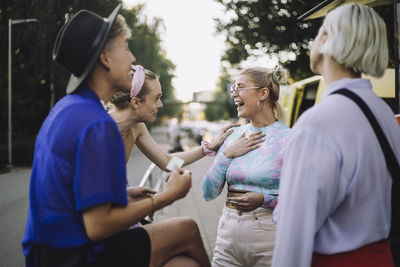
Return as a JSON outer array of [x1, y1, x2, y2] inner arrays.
[[8, 18, 39, 168]]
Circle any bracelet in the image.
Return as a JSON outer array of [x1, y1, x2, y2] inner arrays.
[[201, 140, 216, 156], [150, 195, 157, 216]]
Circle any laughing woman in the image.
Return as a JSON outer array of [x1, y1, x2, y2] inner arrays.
[[202, 66, 291, 267]]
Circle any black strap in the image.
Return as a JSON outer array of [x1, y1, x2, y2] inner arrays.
[[331, 89, 400, 241], [331, 89, 400, 180], [332, 87, 400, 265]]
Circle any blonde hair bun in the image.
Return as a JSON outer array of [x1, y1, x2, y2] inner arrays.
[[272, 65, 286, 84]]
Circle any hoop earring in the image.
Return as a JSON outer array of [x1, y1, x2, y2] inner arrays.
[[257, 100, 265, 111]]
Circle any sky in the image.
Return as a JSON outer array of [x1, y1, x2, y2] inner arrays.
[[123, 0, 226, 102]]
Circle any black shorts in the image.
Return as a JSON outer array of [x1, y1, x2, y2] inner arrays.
[[93, 227, 151, 267], [38, 227, 151, 267]]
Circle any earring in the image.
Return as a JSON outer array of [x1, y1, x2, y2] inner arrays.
[[257, 100, 265, 111]]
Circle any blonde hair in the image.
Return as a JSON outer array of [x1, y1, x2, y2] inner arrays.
[[104, 14, 132, 51], [240, 66, 286, 122], [319, 3, 388, 77]]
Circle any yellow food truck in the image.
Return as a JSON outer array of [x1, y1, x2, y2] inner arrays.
[[280, 69, 396, 127]]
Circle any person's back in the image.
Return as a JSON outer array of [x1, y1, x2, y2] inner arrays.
[[290, 78, 399, 252], [23, 87, 126, 258], [273, 4, 400, 267]]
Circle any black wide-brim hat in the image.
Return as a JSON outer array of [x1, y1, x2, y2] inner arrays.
[[53, 4, 121, 94]]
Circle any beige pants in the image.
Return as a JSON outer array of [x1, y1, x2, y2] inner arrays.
[[212, 206, 275, 267]]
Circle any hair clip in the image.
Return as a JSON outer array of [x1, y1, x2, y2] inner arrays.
[[272, 65, 287, 84]]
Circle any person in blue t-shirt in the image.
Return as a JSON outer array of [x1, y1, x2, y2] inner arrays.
[[22, 5, 210, 267]]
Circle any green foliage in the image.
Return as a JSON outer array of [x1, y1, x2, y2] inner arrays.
[[122, 6, 182, 121], [205, 102, 227, 121], [215, 0, 394, 81], [210, 0, 395, 121], [204, 67, 237, 121], [0, 0, 177, 167]]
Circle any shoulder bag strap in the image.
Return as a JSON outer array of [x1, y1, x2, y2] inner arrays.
[[331, 88, 400, 180], [331, 88, 400, 241]]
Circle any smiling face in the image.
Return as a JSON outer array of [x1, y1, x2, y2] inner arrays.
[[231, 74, 262, 120], [136, 79, 163, 123]]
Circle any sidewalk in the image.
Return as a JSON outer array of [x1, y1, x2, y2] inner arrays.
[[154, 156, 226, 260], [0, 168, 31, 266], [148, 126, 226, 259]]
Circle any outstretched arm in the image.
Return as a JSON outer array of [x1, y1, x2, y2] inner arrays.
[[135, 123, 239, 171], [171, 123, 240, 163]]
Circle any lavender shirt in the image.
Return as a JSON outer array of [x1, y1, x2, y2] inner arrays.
[[202, 121, 291, 209], [273, 78, 400, 267]]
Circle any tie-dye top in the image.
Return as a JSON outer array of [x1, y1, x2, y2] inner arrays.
[[202, 121, 291, 209]]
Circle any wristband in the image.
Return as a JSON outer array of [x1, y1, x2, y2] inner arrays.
[[201, 140, 216, 156]]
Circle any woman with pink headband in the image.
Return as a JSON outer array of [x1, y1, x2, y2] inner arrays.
[[108, 65, 264, 169]]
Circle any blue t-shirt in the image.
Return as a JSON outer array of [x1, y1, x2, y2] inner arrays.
[[22, 86, 127, 267]]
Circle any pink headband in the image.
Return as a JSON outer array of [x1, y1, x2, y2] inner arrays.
[[130, 65, 145, 98]]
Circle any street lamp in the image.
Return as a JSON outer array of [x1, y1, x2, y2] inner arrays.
[[8, 18, 39, 168]]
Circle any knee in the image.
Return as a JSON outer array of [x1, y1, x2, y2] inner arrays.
[[177, 217, 200, 237]]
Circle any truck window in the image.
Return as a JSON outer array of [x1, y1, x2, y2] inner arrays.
[[298, 82, 318, 117]]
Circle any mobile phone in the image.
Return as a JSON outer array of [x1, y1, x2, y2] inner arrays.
[[166, 156, 184, 171]]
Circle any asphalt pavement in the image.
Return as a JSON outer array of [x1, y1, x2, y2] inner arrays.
[[0, 126, 224, 265], [0, 168, 30, 266]]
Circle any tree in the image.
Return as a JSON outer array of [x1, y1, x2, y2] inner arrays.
[[215, 0, 394, 81], [123, 6, 182, 120], [0, 0, 177, 168], [204, 67, 236, 121]]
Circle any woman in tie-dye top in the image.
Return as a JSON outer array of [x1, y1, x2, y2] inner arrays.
[[202, 66, 291, 267]]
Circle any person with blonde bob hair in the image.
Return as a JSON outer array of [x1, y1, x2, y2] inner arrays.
[[317, 3, 388, 78], [202, 66, 291, 266], [273, 4, 400, 267]]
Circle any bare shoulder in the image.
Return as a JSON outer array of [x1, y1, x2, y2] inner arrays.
[[132, 122, 150, 138]]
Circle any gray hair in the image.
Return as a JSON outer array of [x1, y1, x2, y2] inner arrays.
[[319, 3, 388, 77]]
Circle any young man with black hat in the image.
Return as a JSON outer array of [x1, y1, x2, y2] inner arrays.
[[22, 5, 210, 267]]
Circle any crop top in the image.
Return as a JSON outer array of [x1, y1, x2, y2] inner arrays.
[[202, 121, 291, 209]]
